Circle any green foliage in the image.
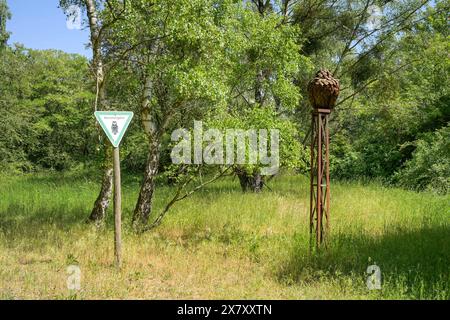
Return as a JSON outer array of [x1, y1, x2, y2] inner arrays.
[[121, 130, 149, 173], [206, 3, 311, 177], [1, 0, 448, 196], [109, 0, 231, 107], [329, 3, 450, 194], [223, 3, 311, 111], [0, 0, 11, 49], [0, 0, 449, 299], [0, 47, 95, 171], [208, 107, 305, 173], [394, 125, 450, 194]]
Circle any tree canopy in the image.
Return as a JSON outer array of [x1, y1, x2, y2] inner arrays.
[[1, 0, 448, 231]]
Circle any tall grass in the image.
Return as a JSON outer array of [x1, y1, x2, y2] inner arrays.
[[0, 172, 448, 299]]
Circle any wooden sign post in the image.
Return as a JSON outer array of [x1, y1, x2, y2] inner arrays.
[[113, 146, 122, 268], [95, 111, 134, 268]]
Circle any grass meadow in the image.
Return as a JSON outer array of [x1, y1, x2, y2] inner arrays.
[[0, 171, 448, 299]]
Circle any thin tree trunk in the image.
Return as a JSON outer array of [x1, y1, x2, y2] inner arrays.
[[85, 0, 113, 223], [255, 69, 264, 105], [234, 43, 266, 193], [132, 137, 161, 228], [132, 74, 161, 229], [88, 146, 113, 222]]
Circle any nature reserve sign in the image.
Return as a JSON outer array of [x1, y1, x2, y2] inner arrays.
[[94, 111, 134, 268], [94, 111, 134, 148]]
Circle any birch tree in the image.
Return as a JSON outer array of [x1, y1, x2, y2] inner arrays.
[[104, 0, 230, 229], [59, 0, 127, 223]]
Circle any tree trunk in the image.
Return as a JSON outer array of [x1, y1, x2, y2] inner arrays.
[[235, 42, 267, 193], [132, 74, 161, 229], [88, 146, 113, 223], [85, 0, 113, 224], [132, 137, 161, 228], [255, 69, 264, 104], [235, 168, 264, 193]]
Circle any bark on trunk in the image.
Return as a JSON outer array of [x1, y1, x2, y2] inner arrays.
[[235, 46, 266, 193], [132, 74, 161, 229], [88, 146, 113, 223], [85, 0, 113, 223], [132, 137, 161, 228], [255, 69, 264, 104]]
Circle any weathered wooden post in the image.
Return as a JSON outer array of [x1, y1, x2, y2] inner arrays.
[[95, 111, 134, 268], [307, 70, 340, 250], [113, 146, 122, 268]]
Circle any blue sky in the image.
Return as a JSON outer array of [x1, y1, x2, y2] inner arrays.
[[6, 0, 91, 57]]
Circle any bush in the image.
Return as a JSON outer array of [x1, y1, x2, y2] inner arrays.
[[394, 125, 450, 194]]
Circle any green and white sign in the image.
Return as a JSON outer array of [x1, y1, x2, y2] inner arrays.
[[95, 111, 134, 148]]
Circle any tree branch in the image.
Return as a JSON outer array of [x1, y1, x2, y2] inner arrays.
[[140, 166, 233, 232]]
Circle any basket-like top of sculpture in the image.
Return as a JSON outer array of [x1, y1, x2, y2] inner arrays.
[[307, 69, 340, 110]]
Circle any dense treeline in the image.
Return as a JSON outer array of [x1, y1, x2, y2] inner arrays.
[[0, 0, 448, 211], [0, 47, 96, 171], [330, 1, 450, 193]]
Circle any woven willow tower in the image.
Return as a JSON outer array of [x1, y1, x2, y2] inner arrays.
[[307, 70, 340, 250]]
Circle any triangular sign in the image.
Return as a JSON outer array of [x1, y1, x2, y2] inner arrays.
[[95, 111, 134, 148]]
